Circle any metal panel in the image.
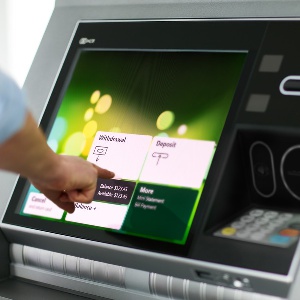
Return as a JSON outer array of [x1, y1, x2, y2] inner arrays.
[[2, 1, 300, 299]]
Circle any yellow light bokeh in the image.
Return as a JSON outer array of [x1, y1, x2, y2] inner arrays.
[[63, 132, 86, 156], [95, 94, 112, 114], [90, 90, 101, 104], [83, 120, 98, 139], [156, 111, 175, 131], [81, 137, 94, 157], [109, 126, 121, 133], [84, 108, 94, 121]]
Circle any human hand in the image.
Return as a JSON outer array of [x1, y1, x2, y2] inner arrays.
[[0, 111, 114, 213], [29, 155, 114, 213]]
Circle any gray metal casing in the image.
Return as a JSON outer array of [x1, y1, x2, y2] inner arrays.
[[2, 1, 300, 299]]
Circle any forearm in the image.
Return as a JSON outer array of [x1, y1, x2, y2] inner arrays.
[[0, 110, 114, 213], [0, 71, 114, 213], [0, 112, 58, 181]]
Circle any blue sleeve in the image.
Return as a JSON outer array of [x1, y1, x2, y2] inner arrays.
[[0, 69, 27, 144]]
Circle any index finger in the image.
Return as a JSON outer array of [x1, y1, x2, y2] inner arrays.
[[93, 164, 115, 179]]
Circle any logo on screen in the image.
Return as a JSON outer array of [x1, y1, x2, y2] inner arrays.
[[79, 38, 96, 45]]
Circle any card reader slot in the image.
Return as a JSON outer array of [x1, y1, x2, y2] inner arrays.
[[283, 80, 300, 91], [280, 75, 300, 96]]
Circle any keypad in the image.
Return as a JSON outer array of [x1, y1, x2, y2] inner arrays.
[[214, 209, 300, 247]]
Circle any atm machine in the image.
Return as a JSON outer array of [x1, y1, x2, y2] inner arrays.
[[2, 0, 300, 299]]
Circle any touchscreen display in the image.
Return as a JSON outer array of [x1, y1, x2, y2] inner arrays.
[[20, 50, 246, 244]]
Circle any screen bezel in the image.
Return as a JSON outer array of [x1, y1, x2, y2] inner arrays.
[[5, 20, 293, 273]]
